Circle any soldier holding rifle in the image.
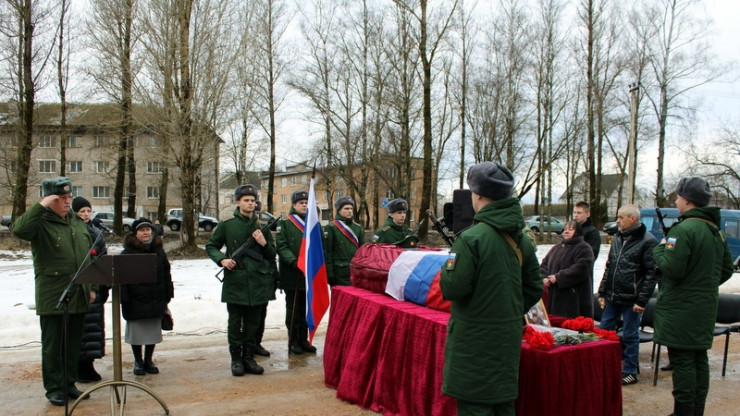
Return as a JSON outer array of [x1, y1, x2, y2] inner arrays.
[[206, 184, 276, 377]]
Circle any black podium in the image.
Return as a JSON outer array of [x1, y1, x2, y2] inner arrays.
[[69, 253, 169, 415]]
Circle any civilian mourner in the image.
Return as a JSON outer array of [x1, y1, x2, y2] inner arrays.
[[206, 185, 275, 376], [598, 204, 658, 386], [12, 177, 94, 406], [324, 196, 364, 286], [440, 162, 543, 416], [652, 177, 733, 416]]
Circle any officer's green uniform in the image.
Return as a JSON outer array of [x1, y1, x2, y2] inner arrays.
[[652, 206, 733, 410], [324, 214, 364, 286], [275, 207, 311, 349], [440, 197, 543, 415], [12, 202, 93, 400], [206, 208, 276, 354], [372, 217, 410, 244]]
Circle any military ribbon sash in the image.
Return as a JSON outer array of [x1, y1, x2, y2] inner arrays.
[[288, 214, 305, 233], [333, 219, 359, 247]]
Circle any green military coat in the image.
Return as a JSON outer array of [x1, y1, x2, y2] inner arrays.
[[652, 206, 733, 350], [372, 217, 409, 244], [12, 203, 94, 315], [206, 208, 277, 306], [323, 214, 364, 286], [276, 207, 307, 291], [440, 198, 543, 404]]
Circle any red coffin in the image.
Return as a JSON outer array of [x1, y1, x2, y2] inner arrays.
[[349, 243, 443, 295]]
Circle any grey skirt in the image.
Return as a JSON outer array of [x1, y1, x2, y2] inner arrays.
[[124, 318, 163, 345]]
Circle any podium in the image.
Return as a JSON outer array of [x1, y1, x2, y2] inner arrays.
[[69, 254, 169, 415]]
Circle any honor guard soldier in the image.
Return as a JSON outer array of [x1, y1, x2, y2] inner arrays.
[[372, 198, 411, 244], [324, 196, 364, 286], [276, 190, 317, 354], [206, 184, 276, 376]]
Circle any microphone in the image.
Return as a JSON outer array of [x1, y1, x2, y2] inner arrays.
[[92, 217, 112, 233]]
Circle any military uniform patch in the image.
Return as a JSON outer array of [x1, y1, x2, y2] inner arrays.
[[446, 251, 457, 271], [276, 225, 282, 233], [372, 234, 379, 243], [666, 237, 677, 250]]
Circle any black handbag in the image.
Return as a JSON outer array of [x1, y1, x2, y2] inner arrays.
[[162, 308, 174, 331]]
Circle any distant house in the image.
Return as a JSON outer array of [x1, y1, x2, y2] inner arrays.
[[0, 102, 220, 220], [560, 173, 653, 219]]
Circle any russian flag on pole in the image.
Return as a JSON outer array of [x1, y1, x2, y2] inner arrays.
[[297, 175, 330, 342]]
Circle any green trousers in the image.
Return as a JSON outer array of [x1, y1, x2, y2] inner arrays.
[[667, 347, 710, 404], [40, 313, 85, 398], [456, 400, 515, 416], [226, 303, 262, 348]]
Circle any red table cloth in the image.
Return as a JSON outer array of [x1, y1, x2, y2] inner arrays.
[[324, 286, 622, 416]]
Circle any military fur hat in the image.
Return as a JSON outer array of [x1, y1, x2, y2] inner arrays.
[[676, 177, 712, 207], [234, 184, 258, 201], [292, 190, 309, 204], [466, 162, 514, 201], [132, 217, 153, 232], [72, 196, 91, 213], [334, 196, 355, 212], [387, 198, 408, 213], [41, 176, 72, 196]]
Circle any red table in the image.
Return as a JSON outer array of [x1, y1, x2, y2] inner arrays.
[[324, 286, 622, 416]]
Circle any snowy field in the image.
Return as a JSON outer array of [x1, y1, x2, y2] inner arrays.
[[2, 243, 739, 349]]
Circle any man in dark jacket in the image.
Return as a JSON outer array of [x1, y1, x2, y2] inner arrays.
[[206, 184, 276, 376], [12, 177, 94, 406], [574, 200, 600, 310], [372, 198, 410, 244], [324, 196, 364, 286], [440, 162, 543, 416], [653, 177, 733, 416], [275, 190, 316, 354], [598, 204, 658, 386]]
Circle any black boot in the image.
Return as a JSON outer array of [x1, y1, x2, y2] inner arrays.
[[242, 346, 265, 375], [668, 400, 694, 416], [144, 344, 159, 374], [693, 399, 705, 416], [299, 339, 317, 353], [132, 345, 145, 376], [229, 346, 245, 377], [254, 344, 271, 357], [77, 359, 102, 383], [289, 330, 304, 355]]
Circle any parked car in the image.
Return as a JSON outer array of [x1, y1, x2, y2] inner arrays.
[[166, 208, 219, 232], [1, 215, 12, 227], [603, 221, 618, 236], [93, 212, 136, 233], [524, 215, 565, 234]]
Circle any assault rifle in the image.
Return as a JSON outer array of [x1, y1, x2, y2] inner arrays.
[[394, 218, 426, 248], [655, 207, 670, 236], [215, 214, 281, 282], [427, 209, 455, 247]]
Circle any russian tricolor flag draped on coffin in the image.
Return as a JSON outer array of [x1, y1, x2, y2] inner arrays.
[[297, 176, 330, 342], [385, 250, 451, 312]]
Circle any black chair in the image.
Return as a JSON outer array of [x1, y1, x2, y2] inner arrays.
[[714, 293, 740, 377]]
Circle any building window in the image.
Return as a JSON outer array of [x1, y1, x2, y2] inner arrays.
[[38, 136, 56, 148], [386, 167, 397, 179], [92, 161, 110, 173], [38, 160, 56, 173], [386, 190, 394, 199], [147, 162, 163, 173], [68, 161, 82, 173], [72, 186, 82, 197], [94, 136, 111, 147], [301, 175, 307, 185], [147, 136, 163, 147], [291, 176, 296, 186], [147, 186, 159, 199], [65, 136, 81, 148], [324, 191, 329, 201], [281, 178, 287, 187], [92, 186, 110, 198], [281, 194, 287, 203]]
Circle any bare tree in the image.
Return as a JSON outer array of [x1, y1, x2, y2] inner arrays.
[[56, 0, 70, 177]]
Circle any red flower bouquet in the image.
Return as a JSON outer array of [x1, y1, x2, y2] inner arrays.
[[523, 325, 555, 351], [561, 316, 595, 333]]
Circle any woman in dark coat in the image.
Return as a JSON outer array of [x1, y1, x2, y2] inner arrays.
[[540, 220, 595, 318], [121, 218, 174, 375], [72, 196, 109, 383]]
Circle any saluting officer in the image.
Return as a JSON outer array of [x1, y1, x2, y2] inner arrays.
[[324, 196, 364, 286], [372, 198, 410, 244]]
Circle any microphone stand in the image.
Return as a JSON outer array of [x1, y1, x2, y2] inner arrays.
[[56, 231, 104, 416]]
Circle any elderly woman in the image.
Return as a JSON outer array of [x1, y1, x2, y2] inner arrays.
[[540, 220, 595, 318], [121, 218, 174, 375]]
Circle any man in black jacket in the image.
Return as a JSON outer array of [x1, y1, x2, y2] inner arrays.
[[598, 204, 658, 386]]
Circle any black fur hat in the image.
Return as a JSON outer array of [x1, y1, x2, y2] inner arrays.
[[234, 184, 259, 201], [292, 190, 309, 204], [466, 162, 514, 201], [387, 198, 408, 213]]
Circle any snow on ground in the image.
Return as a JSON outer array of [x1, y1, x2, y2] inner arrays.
[[2, 243, 740, 349]]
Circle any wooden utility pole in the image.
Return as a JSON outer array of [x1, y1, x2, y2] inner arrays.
[[627, 82, 639, 203]]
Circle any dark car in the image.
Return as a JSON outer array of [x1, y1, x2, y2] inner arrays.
[[1, 215, 11, 227], [603, 221, 618, 236], [166, 208, 219, 232]]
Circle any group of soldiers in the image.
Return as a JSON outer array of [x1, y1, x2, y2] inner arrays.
[[205, 184, 416, 377]]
